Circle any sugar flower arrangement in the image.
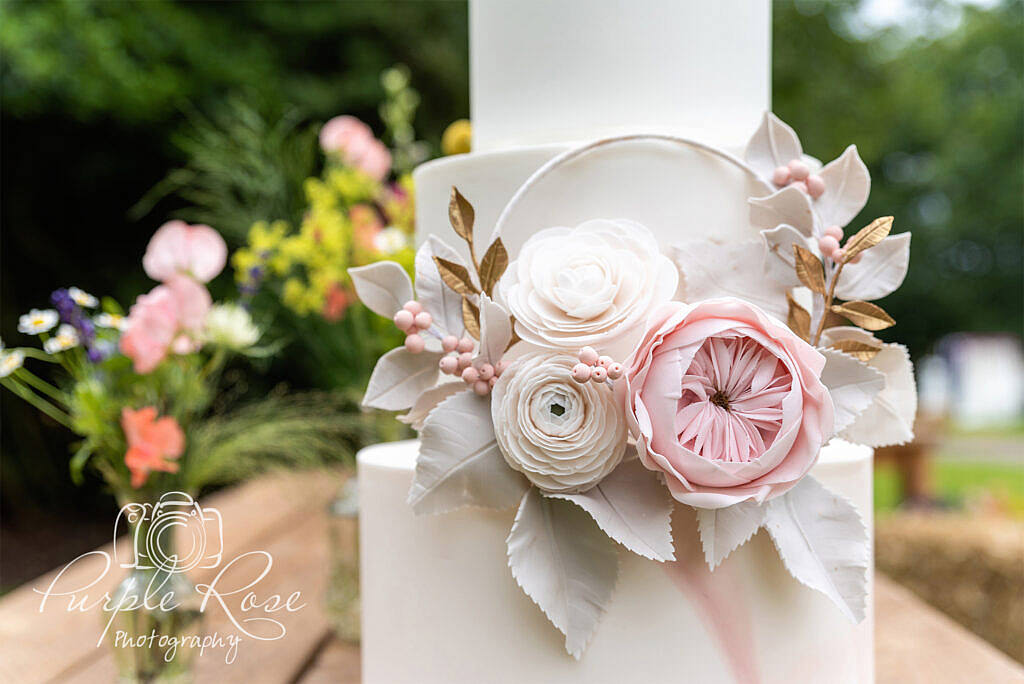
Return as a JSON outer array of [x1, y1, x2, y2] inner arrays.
[[2, 220, 332, 502], [351, 113, 915, 658]]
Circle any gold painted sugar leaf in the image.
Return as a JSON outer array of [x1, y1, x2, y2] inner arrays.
[[462, 296, 481, 340], [479, 238, 509, 297], [831, 301, 895, 331], [786, 292, 811, 341], [793, 244, 827, 295], [830, 339, 881, 362], [843, 216, 893, 261], [449, 186, 476, 246], [434, 256, 479, 296]]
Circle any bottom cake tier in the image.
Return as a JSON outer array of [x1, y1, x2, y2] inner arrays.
[[358, 439, 874, 684]]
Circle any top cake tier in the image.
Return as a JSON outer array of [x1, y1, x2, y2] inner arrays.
[[470, 0, 771, 152]]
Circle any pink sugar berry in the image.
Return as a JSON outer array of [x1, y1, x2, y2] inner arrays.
[[414, 311, 433, 329], [591, 366, 608, 382], [819, 236, 840, 255], [788, 159, 810, 181], [457, 352, 473, 370], [772, 166, 792, 186], [404, 334, 425, 353], [790, 180, 809, 194], [462, 366, 480, 383], [572, 363, 593, 382], [597, 355, 613, 369], [456, 337, 475, 354], [488, 376, 497, 388], [442, 335, 459, 353], [850, 252, 863, 264], [473, 380, 490, 396], [402, 300, 423, 315], [579, 346, 599, 365], [393, 309, 414, 331], [831, 248, 846, 262], [478, 363, 495, 381], [806, 174, 825, 198], [495, 360, 509, 376], [824, 225, 844, 241], [607, 363, 624, 380], [439, 356, 458, 374]]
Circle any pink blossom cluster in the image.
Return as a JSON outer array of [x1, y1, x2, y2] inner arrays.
[[319, 115, 392, 181]]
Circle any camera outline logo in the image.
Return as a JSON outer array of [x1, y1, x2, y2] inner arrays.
[[113, 491, 224, 573]]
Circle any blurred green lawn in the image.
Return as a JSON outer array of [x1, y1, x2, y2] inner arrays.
[[875, 461, 1024, 515]]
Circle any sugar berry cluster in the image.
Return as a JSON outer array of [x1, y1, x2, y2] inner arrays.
[[571, 346, 624, 384], [438, 336, 508, 396], [816, 225, 863, 265], [771, 158, 825, 199], [393, 300, 435, 353]]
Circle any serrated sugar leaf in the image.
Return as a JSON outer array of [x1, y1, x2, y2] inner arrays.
[[363, 347, 442, 411], [415, 236, 466, 336], [549, 458, 675, 562], [835, 233, 910, 302], [507, 489, 619, 659], [408, 390, 528, 514], [820, 348, 886, 433], [816, 145, 870, 229], [745, 112, 803, 181], [349, 261, 413, 319], [696, 500, 766, 569], [397, 381, 466, 430], [838, 341, 917, 447], [764, 476, 869, 622]]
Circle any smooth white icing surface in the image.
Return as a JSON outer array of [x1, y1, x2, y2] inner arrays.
[[359, 440, 874, 684], [471, 0, 771, 152]]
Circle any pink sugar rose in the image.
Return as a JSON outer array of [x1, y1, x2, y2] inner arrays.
[[120, 275, 211, 373], [143, 220, 227, 284], [619, 298, 833, 509], [319, 115, 392, 180]]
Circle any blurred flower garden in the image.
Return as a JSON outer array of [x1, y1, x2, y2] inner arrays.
[[1, 0, 1022, 662]]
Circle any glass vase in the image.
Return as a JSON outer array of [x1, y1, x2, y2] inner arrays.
[[326, 477, 360, 642]]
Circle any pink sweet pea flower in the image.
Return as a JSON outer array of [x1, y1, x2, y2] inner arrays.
[[121, 406, 185, 488], [120, 275, 211, 373], [143, 220, 227, 284], [319, 115, 392, 180], [619, 298, 834, 509]]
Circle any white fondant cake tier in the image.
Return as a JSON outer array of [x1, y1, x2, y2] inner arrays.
[[358, 440, 874, 684], [471, 0, 770, 152]]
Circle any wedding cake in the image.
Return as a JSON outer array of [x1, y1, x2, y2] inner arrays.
[[354, 1, 916, 682]]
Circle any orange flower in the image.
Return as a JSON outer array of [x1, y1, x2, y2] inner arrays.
[[121, 407, 185, 488]]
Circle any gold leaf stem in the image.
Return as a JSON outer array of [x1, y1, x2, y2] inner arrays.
[[811, 259, 847, 347]]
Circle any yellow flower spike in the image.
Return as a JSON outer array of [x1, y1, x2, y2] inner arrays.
[[441, 119, 472, 156]]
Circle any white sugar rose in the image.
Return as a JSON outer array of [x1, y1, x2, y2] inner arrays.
[[499, 219, 678, 355], [491, 352, 627, 494]]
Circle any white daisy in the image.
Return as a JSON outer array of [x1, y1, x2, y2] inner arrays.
[[69, 287, 99, 308], [95, 312, 128, 331], [0, 350, 25, 378], [203, 303, 260, 350], [18, 309, 59, 335], [43, 324, 79, 354]]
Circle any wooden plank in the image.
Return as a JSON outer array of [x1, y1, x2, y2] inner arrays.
[[297, 639, 361, 684], [875, 573, 1024, 683], [0, 470, 343, 684]]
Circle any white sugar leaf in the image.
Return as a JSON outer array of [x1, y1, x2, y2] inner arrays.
[[363, 347, 442, 411], [476, 294, 512, 366], [835, 233, 911, 302], [816, 145, 870, 229], [696, 500, 766, 570], [820, 348, 886, 433], [507, 489, 620, 659], [349, 261, 413, 319], [749, 185, 816, 237], [673, 240, 789, 320], [549, 458, 675, 562], [764, 476, 869, 622], [415, 236, 466, 336], [408, 390, 528, 514], [745, 112, 803, 181], [396, 381, 465, 430], [840, 342, 917, 447], [761, 224, 807, 288]]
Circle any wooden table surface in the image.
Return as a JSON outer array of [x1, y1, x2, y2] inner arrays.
[[1, 469, 1021, 683]]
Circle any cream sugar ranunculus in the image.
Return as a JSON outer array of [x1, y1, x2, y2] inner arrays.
[[491, 351, 627, 494], [620, 298, 834, 509], [499, 219, 678, 357]]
